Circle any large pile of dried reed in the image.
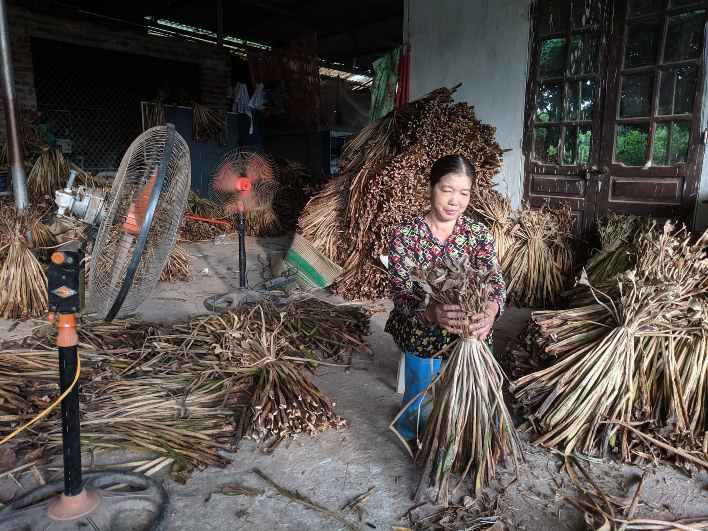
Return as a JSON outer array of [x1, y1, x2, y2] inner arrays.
[[512, 222, 708, 468], [1, 298, 370, 474], [298, 86, 504, 300], [392, 257, 519, 505]]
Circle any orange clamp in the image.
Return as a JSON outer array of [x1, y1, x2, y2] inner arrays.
[[56, 313, 79, 347]]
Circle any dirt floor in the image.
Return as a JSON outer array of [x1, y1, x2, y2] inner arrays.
[[1, 236, 707, 530]]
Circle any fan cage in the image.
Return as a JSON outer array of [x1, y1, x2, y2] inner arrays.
[[211, 149, 279, 215], [88, 125, 191, 319]]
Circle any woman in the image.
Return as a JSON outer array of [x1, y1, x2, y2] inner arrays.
[[385, 154, 506, 440]]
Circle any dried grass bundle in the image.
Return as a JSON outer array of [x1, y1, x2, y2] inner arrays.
[[297, 86, 504, 300], [236, 310, 345, 447], [393, 256, 520, 505], [469, 187, 514, 264], [273, 159, 315, 230], [28, 148, 69, 199], [180, 217, 225, 242], [246, 205, 282, 237], [0, 215, 48, 319], [298, 175, 348, 264], [585, 213, 646, 283], [502, 205, 573, 308], [192, 102, 224, 143], [187, 191, 224, 219], [513, 223, 708, 466], [160, 244, 192, 282]]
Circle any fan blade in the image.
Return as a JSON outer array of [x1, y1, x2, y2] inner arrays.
[[122, 167, 158, 236], [244, 153, 274, 183]]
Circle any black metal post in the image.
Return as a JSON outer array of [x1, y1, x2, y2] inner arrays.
[[238, 212, 246, 288], [58, 345, 82, 496], [48, 249, 83, 497]]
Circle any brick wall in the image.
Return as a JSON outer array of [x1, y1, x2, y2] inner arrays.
[[1, 4, 230, 141]]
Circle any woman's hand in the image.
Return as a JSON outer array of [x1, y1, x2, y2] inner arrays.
[[423, 304, 469, 335], [466, 301, 499, 340]]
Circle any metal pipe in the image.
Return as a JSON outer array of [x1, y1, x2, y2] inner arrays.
[[58, 344, 82, 496], [0, 0, 28, 210], [238, 212, 246, 288]]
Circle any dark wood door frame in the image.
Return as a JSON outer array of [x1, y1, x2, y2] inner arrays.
[[523, 0, 708, 229]]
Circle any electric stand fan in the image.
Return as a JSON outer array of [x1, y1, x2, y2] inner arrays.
[[204, 148, 282, 312], [0, 123, 191, 531]]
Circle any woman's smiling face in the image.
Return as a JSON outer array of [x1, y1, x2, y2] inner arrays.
[[430, 172, 472, 222]]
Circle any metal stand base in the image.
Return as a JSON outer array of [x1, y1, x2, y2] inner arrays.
[[0, 471, 167, 531], [203, 289, 288, 313]]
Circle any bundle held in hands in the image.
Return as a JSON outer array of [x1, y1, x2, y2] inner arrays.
[[391, 256, 520, 505]]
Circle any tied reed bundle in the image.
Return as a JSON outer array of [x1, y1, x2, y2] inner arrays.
[[0, 224, 47, 319], [513, 223, 708, 466], [192, 102, 224, 143], [585, 213, 646, 283], [28, 148, 69, 200], [160, 244, 192, 282], [469, 187, 514, 265], [236, 310, 346, 447], [298, 175, 348, 264], [502, 205, 573, 308], [392, 256, 520, 505]]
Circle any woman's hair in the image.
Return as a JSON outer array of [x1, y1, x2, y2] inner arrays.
[[429, 154, 476, 187]]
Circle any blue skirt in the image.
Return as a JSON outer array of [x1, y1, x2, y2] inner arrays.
[[394, 352, 443, 441]]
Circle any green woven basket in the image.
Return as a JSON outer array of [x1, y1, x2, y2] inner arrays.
[[275, 233, 343, 289]]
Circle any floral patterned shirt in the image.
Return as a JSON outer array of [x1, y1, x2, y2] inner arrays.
[[384, 214, 506, 357]]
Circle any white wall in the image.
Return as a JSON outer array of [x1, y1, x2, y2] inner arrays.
[[405, 0, 531, 208]]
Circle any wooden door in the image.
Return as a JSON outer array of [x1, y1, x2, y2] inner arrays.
[[523, 0, 612, 232], [523, 0, 708, 228], [598, 0, 707, 220]]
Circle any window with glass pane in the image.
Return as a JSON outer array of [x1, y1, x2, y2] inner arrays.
[[534, 127, 561, 163], [659, 66, 697, 115], [536, 83, 563, 122], [572, 0, 602, 28], [615, 124, 649, 165], [625, 21, 661, 67], [566, 79, 595, 120], [653, 121, 690, 165], [540, 38, 567, 77], [620, 74, 654, 117], [665, 11, 705, 62], [568, 34, 599, 75], [537, 0, 571, 34], [563, 126, 593, 164]]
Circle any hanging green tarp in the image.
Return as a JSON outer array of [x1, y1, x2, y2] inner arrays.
[[369, 47, 401, 122]]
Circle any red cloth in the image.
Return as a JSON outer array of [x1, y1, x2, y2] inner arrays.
[[395, 45, 411, 109]]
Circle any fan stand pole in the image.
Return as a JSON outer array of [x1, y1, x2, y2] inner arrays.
[[47, 250, 101, 520], [238, 211, 246, 288]]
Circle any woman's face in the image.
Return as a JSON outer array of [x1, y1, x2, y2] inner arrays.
[[430, 172, 472, 222]]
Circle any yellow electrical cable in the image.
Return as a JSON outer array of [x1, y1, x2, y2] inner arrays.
[[0, 353, 81, 446]]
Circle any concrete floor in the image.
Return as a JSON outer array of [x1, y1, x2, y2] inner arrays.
[[1, 236, 707, 530]]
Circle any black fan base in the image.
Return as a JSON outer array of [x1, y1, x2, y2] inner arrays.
[[0, 471, 167, 531]]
